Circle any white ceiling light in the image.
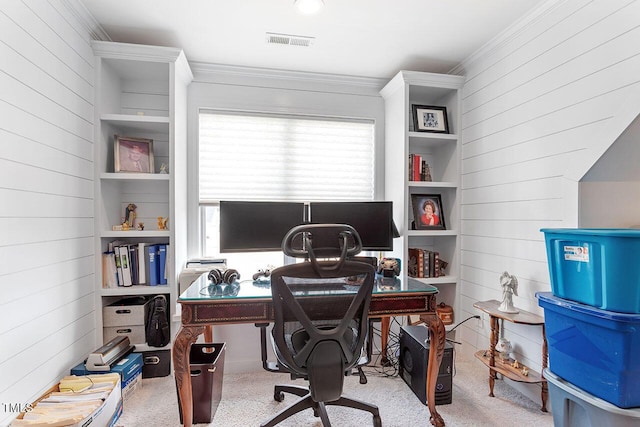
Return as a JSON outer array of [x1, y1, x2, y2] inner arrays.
[[294, 0, 324, 15]]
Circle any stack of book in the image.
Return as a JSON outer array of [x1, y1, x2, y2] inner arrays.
[[408, 248, 447, 278], [408, 154, 432, 182], [102, 241, 169, 288]]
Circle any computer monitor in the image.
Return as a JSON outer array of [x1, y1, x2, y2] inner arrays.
[[309, 201, 394, 251], [219, 201, 306, 252]]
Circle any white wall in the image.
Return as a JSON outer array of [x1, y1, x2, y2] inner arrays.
[[185, 64, 387, 372], [0, 1, 99, 425], [453, 0, 640, 402]]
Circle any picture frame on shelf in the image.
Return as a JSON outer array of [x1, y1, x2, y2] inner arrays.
[[411, 194, 446, 230], [114, 135, 154, 173], [411, 105, 449, 133]]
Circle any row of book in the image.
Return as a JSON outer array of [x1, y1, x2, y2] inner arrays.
[[102, 241, 169, 288], [408, 247, 448, 278], [408, 154, 432, 182]]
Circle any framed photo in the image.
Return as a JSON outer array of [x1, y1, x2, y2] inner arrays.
[[114, 135, 154, 173], [411, 194, 445, 230], [412, 105, 449, 133]]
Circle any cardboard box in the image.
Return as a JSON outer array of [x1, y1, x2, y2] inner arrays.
[[122, 370, 142, 402], [13, 376, 121, 427], [541, 228, 640, 313], [538, 292, 640, 408], [71, 352, 143, 386], [545, 368, 640, 427]]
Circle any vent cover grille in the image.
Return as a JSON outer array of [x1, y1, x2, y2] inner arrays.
[[266, 32, 314, 47]]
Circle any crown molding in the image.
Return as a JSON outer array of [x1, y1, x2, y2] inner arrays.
[[190, 62, 388, 96], [61, 0, 111, 41], [449, 0, 563, 76]]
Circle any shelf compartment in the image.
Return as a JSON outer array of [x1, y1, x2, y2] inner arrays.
[[474, 350, 546, 385]]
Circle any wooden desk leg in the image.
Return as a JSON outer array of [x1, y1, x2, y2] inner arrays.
[[380, 316, 390, 365], [421, 313, 446, 427], [173, 324, 206, 427], [488, 315, 499, 397], [205, 325, 214, 343]]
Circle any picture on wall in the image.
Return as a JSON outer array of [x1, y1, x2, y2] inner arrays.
[[411, 194, 446, 230], [411, 105, 449, 133], [114, 135, 154, 173]]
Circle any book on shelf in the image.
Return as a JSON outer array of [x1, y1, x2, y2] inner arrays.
[[407, 247, 447, 278], [117, 246, 133, 287], [102, 252, 118, 289], [102, 241, 169, 288], [157, 244, 168, 285], [408, 154, 433, 182]]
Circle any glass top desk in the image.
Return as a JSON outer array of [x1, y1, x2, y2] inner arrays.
[[174, 272, 447, 427]]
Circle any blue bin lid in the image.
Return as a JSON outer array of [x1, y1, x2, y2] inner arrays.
[[540, 228, 640, 238], [536, 292, 640, 322]]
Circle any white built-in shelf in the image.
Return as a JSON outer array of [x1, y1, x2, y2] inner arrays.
[[100, 230, 171, 238], [412, 276, 458, 286], [408, 132, 458, 145], [409, 181, 457, 188], [100, 113, 170, 133], [101, 285, 171, 297], [100, 172, 170, 181], [407, 229, 458, 237]]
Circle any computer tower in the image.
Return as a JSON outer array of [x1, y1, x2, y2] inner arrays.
[[399, 325, 453, 405]]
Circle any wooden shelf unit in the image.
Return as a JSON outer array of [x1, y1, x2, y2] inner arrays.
[[473, 299, 548, 412]]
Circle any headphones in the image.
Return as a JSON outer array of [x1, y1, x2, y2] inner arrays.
[[208, 268, 241, 285]]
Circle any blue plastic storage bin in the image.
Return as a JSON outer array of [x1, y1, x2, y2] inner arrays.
[[537, 292, 640, 408], [541, 228, 640, 313], [545, 368, 640, 427]]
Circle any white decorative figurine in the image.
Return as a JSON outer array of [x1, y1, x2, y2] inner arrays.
[[498, 271, 519, 313], [495, 337, 513, 362]]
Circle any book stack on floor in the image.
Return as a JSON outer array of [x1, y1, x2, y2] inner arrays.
[[11, 373, 122, 427], [102, 241, 169, 288], [537, 228, 640, 427]]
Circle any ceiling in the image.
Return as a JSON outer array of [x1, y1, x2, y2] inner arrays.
[[79, 0, 547, 79]]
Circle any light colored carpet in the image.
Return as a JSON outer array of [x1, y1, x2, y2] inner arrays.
[[115, 357, 553, 426]]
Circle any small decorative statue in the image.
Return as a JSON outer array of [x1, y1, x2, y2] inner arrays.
[[125, 203, 137, 228], [159, 163, 168, 174], [137, 222, 144, 231], [495, 337, 513, 362], [157, 216, 168, 230], [498, 271, 519, 313]]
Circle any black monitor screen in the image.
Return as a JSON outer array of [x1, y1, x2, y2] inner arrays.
[[309, 201, 394, 251], [219, 201, 306, 252]]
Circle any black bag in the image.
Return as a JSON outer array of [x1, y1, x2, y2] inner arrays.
[[146, 295, 170, 347]]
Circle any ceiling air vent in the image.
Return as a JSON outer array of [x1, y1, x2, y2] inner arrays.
[[266, 32, 314, 47]]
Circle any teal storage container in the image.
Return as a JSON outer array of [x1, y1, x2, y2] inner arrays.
[[537, 292, 640, 408], [541, 228, 640, 313]]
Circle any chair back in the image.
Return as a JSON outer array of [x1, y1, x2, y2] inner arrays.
[[270, 224, 376, 402]]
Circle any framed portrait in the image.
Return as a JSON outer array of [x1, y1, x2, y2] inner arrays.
[[411, 194, 445, 230], [411, 105, 449, 133], [114, 135, 154, 173]]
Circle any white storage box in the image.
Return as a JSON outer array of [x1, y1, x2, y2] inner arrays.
[[103, 325, 146, 345], [103, 296, 149, 327]]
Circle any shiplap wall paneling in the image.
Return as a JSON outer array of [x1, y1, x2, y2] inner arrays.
[[0, 1, 96, 425], [455, 0, 640, 401]]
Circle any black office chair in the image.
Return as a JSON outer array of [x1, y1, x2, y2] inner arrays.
[[260, 224, 382, 427]]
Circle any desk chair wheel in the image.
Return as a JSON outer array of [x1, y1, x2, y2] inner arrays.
[[274, 390, 284, 402], [373, 414, 382, 427]]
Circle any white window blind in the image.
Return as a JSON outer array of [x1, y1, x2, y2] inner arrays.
[[199, 111, 375, 202]]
